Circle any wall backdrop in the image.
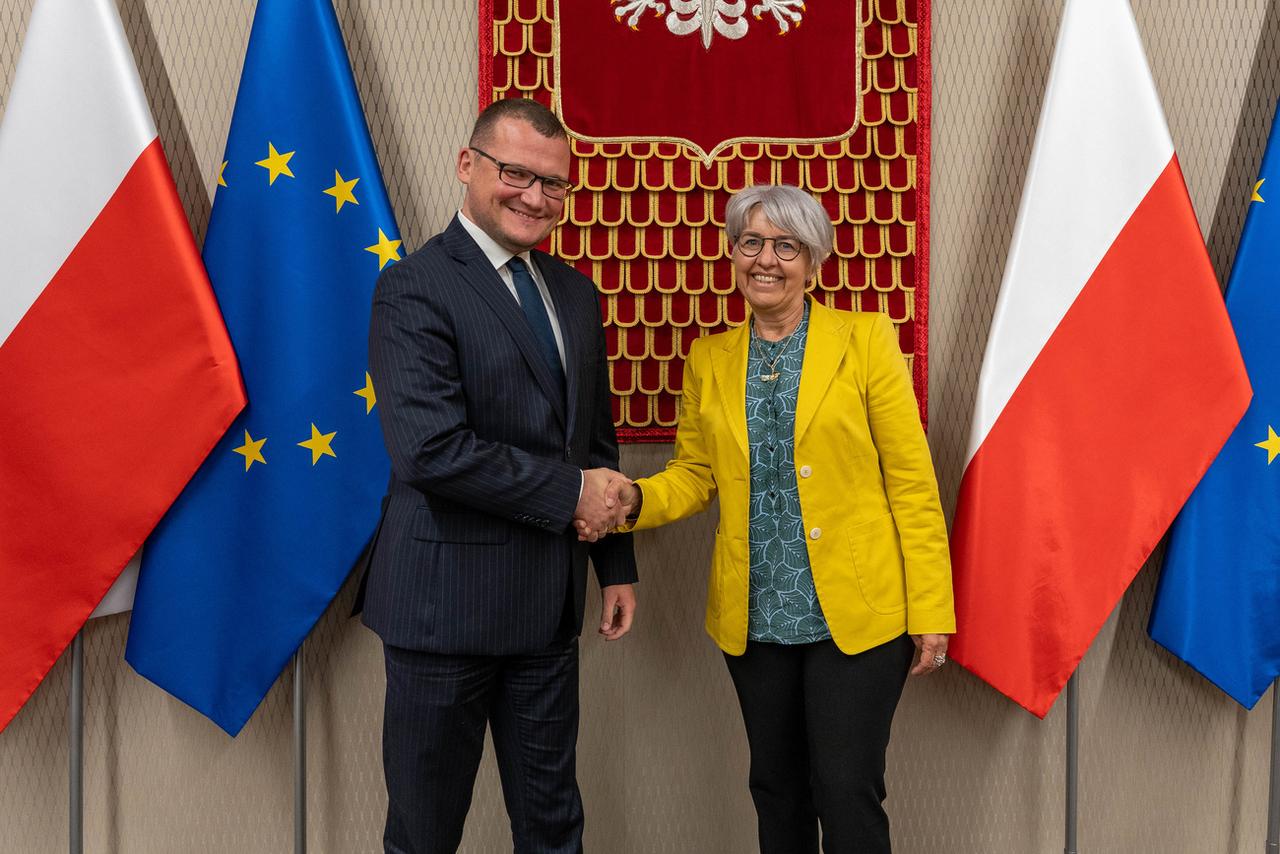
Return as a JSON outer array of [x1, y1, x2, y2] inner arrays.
[[1, 0, 1278, 851]]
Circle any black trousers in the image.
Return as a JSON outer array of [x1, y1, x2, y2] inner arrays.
[[724, 634, 914, 854], [381, 638, 583, 854]]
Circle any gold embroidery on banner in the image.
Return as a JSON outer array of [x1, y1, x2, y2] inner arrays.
[[486, 0, 922, 432]]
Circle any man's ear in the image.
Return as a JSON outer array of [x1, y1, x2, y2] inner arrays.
[[456, 147, 474, 184]]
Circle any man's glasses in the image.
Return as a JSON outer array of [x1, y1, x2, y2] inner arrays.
[[735, 234, 804, 261], [471, 147, 573, 200]]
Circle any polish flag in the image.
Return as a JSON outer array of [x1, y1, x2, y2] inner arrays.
[[0, 0, 244, 732], [947, 0, 1250, 717]]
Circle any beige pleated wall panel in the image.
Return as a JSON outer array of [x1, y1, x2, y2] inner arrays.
[[1, 0, 1278, 851]]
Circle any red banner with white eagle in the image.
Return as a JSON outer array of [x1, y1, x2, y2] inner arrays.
[[557, 0, 861, 161], [481, 0, 929, 441]]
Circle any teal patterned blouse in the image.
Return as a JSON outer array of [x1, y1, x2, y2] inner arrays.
[[745, 301, 831, 644]]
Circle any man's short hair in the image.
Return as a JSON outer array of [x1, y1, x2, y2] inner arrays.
[[469, 98, 568, 149]]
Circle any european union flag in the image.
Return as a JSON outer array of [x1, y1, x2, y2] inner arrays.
[[1148, 104, 1280, 709], [126, 0, 399, 735]]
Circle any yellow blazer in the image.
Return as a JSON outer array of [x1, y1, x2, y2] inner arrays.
[[629, 300, 955, 656]]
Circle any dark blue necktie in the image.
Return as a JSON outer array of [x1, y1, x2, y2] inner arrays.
[[507, 256, 565, 389]]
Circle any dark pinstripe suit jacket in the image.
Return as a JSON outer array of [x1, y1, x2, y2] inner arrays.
[[364, 216, 637, 654]]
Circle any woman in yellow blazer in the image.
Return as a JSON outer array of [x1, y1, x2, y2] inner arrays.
[[600, 185, 954, 854]]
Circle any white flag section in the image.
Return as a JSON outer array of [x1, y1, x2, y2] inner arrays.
[[91, 553, 140, 618], [0, 0, 156, 344], [960, 0, 1174, 461], [947, 0, 1249, 717]]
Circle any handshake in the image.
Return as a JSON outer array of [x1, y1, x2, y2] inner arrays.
[[573, 468, 639, 542]]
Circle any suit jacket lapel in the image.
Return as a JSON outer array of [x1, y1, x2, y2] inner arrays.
[[794, 301, 850, 445], [443, 220, 567, 430], [538, 253, 581, 441], [709, 324, 750, 457]]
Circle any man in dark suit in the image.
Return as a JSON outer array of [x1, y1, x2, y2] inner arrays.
[[365, 98, 638, 854]]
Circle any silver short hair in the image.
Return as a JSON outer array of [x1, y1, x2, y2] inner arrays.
[[724, 184, 834, 277]]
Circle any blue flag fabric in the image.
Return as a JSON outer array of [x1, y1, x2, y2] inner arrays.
[[126, 0, 399, 735], [1148, 104, 1280, 709]]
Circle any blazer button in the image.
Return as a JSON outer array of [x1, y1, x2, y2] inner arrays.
[[809, 527, 822, 540], [799, 465, 813, 478]]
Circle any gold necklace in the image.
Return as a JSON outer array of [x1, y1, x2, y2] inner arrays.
[[750, 328, 795, 382]]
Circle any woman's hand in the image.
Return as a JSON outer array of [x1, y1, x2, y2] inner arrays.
[[909, 633, 950, 676]]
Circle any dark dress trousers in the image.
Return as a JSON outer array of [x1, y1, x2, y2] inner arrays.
[[366, 216, 637, 854]]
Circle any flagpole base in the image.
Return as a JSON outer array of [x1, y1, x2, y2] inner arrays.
[[69, 631, 84, 854], [294, 647, 307, 854], [1267, 679, 1280, 854], [1065, 670, 1079, 854]]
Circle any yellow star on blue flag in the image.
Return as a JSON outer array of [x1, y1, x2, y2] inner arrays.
[[233, 430, 268, 470], [354, 372, 376, 414], [256, 142, 295, 184], [1254, 425, 1280, 463]]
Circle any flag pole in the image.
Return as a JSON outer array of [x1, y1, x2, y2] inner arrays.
[[1065, 671, 1079, 854], [69, 630, 84, 854], [294, 645, 307, 854], [1267, 678, 1280, 853]]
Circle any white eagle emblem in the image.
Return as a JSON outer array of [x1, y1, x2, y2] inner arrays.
[[612, 0, 807, 49]]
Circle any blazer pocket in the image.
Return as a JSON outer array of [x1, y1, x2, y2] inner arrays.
[[708, 529, 741, 618], [845, 514, 907, 615], [412, 509, 511, 544]]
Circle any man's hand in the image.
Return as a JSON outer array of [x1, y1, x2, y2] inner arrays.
[[573, 468, 631, 542], [575, 477, 640, 541], [599, 583, 636, 641]]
